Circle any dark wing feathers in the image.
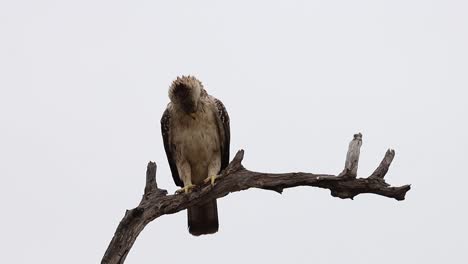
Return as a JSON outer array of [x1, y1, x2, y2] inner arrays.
[[161, 107, 183, 187], [213, 98, 230, 172]]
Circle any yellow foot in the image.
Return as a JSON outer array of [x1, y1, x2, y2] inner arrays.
[[176, 184, 196, 194], [203, 175, 219, 186]]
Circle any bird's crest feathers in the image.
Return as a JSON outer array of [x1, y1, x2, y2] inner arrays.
[[168, 75, 205, 103]]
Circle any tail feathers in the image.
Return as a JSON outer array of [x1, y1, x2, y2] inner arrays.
[[188, 199, 219, 236]]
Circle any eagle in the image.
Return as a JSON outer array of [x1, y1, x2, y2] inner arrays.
[[161, 76, 230, 236]]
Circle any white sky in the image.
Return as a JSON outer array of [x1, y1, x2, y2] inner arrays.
[[1, 1, 467, 263]]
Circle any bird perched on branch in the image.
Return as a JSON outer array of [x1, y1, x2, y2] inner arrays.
[[161, 76, 230, 236]]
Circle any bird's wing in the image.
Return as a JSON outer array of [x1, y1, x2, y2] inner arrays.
[[213, 97, 230, 171], [161, 107, 184, 187]]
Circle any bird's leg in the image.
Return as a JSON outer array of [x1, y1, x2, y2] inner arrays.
[[204, 158, 221, 186], [176, 161, 195, 194]]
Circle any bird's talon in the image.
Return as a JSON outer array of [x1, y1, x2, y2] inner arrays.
[[176, 184, 196, 194], [204, 175, 219, 186]]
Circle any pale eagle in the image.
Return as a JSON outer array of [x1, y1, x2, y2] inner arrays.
[[161, 76, 230, 236]]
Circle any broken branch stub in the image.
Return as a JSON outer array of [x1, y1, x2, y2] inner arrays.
[[340, 132, 362, 178]]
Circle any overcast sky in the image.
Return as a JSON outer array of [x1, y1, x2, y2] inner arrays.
[[1, 1, 467, 263]]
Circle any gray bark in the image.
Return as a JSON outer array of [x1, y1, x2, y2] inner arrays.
[[102, 133, 411, 264]]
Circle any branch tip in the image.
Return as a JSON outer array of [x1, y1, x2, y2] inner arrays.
[[144, 161, 158, 195], [343, 133, 363, 177], [234, 149, 245, 162], [370, 149, 395, 179], [354, 132, 362, 140], [221, 149, 245, 176], [394, 185, 411, 201]]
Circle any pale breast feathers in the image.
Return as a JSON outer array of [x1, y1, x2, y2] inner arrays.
[[161, 96, 230, 187]]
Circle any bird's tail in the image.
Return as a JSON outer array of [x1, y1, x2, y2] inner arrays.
[[187, 199, 219, 236]]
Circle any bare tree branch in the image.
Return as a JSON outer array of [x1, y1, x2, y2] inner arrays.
[[102, 133, 411, 264]]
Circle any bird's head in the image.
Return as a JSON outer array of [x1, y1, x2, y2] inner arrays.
[[168, 75, 203, 113]]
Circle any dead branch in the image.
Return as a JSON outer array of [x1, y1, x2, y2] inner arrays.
[[102, 133, 411, 264]]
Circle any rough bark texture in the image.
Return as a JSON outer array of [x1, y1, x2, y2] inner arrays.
[[102, 134, 411, 264]]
